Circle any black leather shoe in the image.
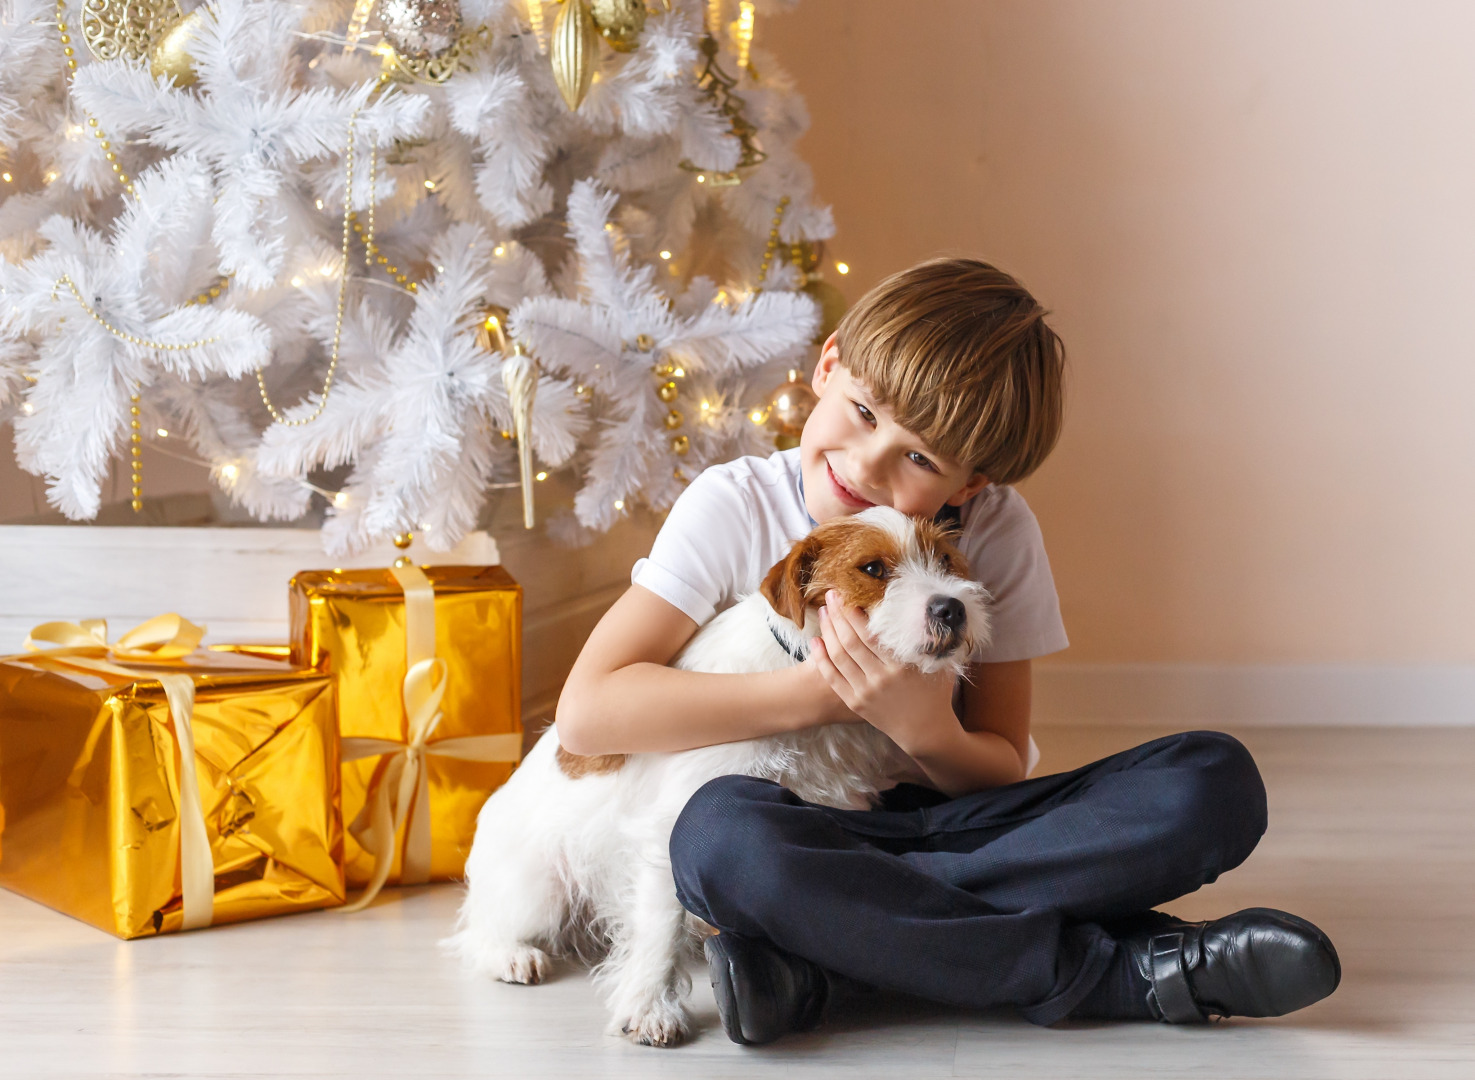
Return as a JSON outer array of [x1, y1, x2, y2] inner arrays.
[[1117, 907, 1341, 1022], [704, 933, 829, 1045]]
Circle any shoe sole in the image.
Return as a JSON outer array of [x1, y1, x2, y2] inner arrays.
[[705, 936, 756, 1046]]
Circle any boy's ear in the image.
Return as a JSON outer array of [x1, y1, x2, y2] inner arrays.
[[945, 472, 991, 507], [760, 535, 821, 626], [811, 334, 841, 395]]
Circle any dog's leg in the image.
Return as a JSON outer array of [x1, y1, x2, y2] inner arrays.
[[446, 742, 571, 985], [600, 860, 695, 1047]]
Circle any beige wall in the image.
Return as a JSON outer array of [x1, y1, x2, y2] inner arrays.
[[766, 0, 1475, 665]]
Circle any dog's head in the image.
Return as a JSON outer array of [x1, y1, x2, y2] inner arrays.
[[760, 506, 991, 675]]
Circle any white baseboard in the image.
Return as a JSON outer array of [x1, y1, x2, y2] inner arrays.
[[1033, 663, 1475, 727]]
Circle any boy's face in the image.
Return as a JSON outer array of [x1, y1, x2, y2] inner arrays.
[[799, 335, 990, 523]]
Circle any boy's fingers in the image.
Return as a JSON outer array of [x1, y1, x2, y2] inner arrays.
[[826, 595, 882, 678], [819, 606, 864, 686]]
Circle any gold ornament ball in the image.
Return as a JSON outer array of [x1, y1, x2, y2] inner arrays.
[[634, 333, 655, 352], [763, 368, 819, 439], [656, 380, 679, 403], [589, 0, 645, 51], [802, 278, 849, 344], [379, 0, 463, 60], [670, 434, 690, 456], [149, 11, 202, 87]]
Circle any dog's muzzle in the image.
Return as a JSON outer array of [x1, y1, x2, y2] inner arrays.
[[923, 594, 968, 657]]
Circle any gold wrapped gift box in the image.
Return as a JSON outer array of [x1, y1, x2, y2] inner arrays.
[[289, 565, 522, 894], [0, 646, 343, 939]]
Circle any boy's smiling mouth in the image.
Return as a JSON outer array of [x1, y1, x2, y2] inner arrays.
[[825, 459, 876, 508]]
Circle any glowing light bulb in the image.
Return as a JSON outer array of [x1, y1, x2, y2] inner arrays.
[[673, 367, 685, 378], [836, 262, 851, 275], [20, 401, 34, 415], [66, 124, 84, 137], [695, 174, 706, 184], [332, 491, 350, 508], [43, 170, 58, 184], [613, 499, 625, 511], [1, 172, 11, 182], [220, 463, 240, 481], [535, 471, 548, 481], [424, 179, 435, 190], [156, 428, 169, 438], [316, 199, 324, 209], [659, 250, 672, 260], [736, 2, 756, 69], [749, 409, 765, 424], [485, 315, 500, 330], [494, 244, 506, 257], [700, 400, 711, 412], [604, 223, 615, 232], [290, 275, 304, 287]]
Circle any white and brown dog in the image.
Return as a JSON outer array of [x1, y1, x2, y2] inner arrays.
[[448, 505, 990, 1046]]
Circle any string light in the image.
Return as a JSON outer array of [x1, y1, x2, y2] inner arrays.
[[156, 428, 169, 438], [659, 250, 672, 260], [613, 498, 625, 511], [535, 471, 548, 481], [20, 402, 34, 415], [494, 244, 507, 257], [332, 491, 350, 508], [220, 463, 240, 481], [527, 0, 549, 53], [735, 2, 755, 70], [1, 172, 11, 182], [836, 261, 850, 275], [424, 179, 435, 190]]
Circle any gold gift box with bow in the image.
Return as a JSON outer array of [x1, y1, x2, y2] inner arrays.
[[0, 616, 343, 939], [289, 565, 521, 904]]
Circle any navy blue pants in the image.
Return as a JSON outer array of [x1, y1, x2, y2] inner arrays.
[[669, 730, 1267, 1025]]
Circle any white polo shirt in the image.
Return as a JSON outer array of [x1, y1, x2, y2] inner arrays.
[[630, 449, 1066, 780]]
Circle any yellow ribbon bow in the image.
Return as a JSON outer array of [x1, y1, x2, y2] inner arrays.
[[340, 564, 522, 912], [22, 614, 215, 931]]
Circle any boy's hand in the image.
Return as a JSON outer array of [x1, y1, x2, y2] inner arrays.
[[809, 589, 960, 754]]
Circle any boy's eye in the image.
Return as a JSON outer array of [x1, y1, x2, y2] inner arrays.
[[859, 560, 888, 579], [908, 451, 936, 472], [854, 402, 876, 424]]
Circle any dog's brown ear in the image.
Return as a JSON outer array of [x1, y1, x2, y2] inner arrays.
[[761, 535, 820, 626]]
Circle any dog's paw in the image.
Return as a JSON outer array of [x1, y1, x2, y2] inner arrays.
[[616, 999, 691, 1048], [493, 944, 552, 985]]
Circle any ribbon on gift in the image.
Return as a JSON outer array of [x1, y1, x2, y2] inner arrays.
[[340, 563, 522, 912], [20, 614, 215, 931]]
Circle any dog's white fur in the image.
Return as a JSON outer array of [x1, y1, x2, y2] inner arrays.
[[447, 506, 990, 1046]]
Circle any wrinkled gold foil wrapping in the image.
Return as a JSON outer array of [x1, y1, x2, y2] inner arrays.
[[0, 651, 343, 939], [289, 566, 521, 887]]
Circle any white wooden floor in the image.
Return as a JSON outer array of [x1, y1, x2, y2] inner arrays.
[[3, 724, 1473, 1079]]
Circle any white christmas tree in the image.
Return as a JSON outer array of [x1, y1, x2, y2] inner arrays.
[[0, 0, 836, 552]]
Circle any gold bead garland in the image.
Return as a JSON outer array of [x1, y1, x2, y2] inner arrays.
[[256, 76, 397, 426], [52, 274, 222, 351], [754, 195, 789, 292], [56, 0, 136, 197], [129, 391, 143, 512]]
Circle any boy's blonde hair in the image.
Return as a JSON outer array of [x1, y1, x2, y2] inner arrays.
[[834, 257, 1065, 485]]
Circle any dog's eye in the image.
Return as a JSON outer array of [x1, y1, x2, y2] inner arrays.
[[859, 560, 888, 579]]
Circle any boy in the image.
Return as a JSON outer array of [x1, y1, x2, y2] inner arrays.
[[555, 258, 1340, 1043]]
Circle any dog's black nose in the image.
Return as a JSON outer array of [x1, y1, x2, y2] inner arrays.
[[927, 596, 966, 631]]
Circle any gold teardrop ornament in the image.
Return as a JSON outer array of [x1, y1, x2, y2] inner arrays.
[[551, 0, 599, 110], [149, 10, 202, 88], [589, 0, 645, 52]]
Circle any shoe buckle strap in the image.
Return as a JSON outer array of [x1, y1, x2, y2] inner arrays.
[[1148, 932, 1205, 1024]]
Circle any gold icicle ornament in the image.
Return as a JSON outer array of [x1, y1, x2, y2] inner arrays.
[[551, 0, 599, 110], [589, 0, 644, 52], [501, 349, 540, 529], [149, 9, 202, 87]]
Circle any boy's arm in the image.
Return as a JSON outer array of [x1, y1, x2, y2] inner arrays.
[[555, 584, 847, 756]]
